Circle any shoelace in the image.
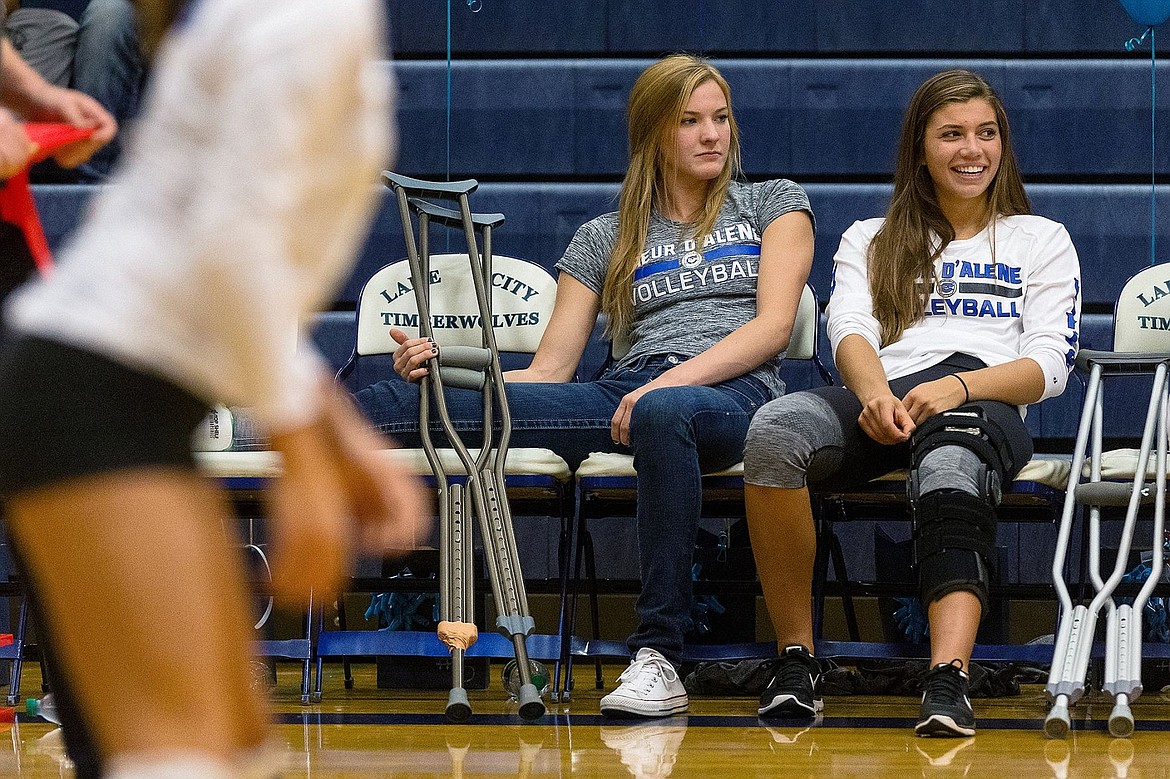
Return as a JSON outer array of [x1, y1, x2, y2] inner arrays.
[[618, 655, 678, 693], [923, 662, 966, 705], [770, 652, 817, 692]]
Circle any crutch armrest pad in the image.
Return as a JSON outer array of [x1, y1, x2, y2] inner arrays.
[[409, 197, 505, 229], [383, 171, 477, 198], [1077, 349, 1170, 371]]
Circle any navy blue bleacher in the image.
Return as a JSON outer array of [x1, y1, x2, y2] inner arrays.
[[387, 1, 1169, 55], [34, 181, 1170, 314], [394, 59, 1170, 179], [338, 182, 1170, 313]]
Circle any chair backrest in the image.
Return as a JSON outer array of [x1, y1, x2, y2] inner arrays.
[[788, 283, 819, 361], [352, 253, 558, 358], [1113, 264, 1170, 353]]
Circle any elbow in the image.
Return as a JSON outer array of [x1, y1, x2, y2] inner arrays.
[[1029, 352, 1073, 402]]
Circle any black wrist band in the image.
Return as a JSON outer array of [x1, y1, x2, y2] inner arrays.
[[952, 373, 970, 404]]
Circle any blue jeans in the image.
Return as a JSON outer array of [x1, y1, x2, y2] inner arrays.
[[354, 353, 775, 666], [72, 0, 144, 178]]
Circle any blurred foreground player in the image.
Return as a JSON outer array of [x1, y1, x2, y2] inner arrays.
[[0, 1, 427, 777]]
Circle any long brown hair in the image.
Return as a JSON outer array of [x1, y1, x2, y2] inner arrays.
[[868, 69, 1031, 347], [601, 54, 742, 338]]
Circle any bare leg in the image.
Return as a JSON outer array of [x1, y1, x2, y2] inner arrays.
[[5, 468, 269, 762], [745, 484, 816, 653], [927, 591, 981, 671]]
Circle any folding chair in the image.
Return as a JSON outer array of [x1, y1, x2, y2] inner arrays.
[[194, 432, 318, 705], [327, 173, 564, 721], [1045, 265, 1170, 738], [564, 284, 831, 695]]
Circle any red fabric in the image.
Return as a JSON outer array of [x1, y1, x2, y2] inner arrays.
[[0, 123, 96, 275]]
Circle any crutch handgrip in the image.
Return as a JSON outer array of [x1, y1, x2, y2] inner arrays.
[[436, 346, 492, 390], [440, 368, 486, 391], [1075, 481, 1154, 507], [441, 345, 493, 370]]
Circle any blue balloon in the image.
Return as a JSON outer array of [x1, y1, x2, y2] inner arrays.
[[1120, 0, 1170, 26]]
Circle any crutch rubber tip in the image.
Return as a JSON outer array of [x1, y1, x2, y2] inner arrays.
[[446, 689, 472, 723], [517, 683, 546, 721], [1108, 704, 1134, 738], [1044, 704, 1071, 739]]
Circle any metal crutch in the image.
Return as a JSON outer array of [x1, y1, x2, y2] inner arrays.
[[385, 172, 547, 722], [1044, 352, 1169, 738]]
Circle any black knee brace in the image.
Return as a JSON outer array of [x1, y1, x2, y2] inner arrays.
[[912, 489, 997, 617], [908, 405, 1016, 506]]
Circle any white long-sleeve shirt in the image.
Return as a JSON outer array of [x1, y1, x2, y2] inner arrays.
[[827, 215, 1081, 402], [5, 0, 393, 432]]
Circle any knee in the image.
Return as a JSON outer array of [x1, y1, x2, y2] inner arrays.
[[79, 0, 137, 44], [915, 445, 985, 500], [626, 386, 693, 442], [352, 379, 419, 429], [742, 398, 817, 488]]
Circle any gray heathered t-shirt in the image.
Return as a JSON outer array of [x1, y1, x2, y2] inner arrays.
[[556, 179, 813, 398]]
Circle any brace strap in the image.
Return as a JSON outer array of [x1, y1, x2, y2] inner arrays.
[[913, 490, 997, 564]]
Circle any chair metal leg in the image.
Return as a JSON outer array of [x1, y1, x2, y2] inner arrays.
[[5, 597, 27, 706], [313, 600, 324, 703], [335, 595, 353, 690], [563, 508, 589, 700], [827, 529, 860, 642], [299, 591, 314, 705], [553, 491, 576, 702], [581, 529, 603, 690]]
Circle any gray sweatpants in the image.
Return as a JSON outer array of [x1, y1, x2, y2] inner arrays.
[[743, 354, 1033, 496]]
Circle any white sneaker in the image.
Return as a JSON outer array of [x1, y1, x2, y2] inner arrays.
[[600, 648, 689, 718], [600, 717, 687, 778]]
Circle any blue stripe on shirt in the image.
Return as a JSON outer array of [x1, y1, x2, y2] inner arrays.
[[633, 243, 760, 281]]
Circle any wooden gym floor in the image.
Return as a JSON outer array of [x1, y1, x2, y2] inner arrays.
[[3, 660, 1170, 777]]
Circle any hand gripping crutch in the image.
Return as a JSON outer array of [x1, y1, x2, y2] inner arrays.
[[385, 172, 547, 723], [1045, 351, 1169, 738]]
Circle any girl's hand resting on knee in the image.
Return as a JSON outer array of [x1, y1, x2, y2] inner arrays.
[[858, 392, 916, 445], [390, 328, 438, 382], [267, 378, 430, 601], [901, 376, 967, 426]]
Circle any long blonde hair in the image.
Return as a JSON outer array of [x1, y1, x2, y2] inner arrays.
[[869, 69, 1031, 347], [601, 54, 742, 338]]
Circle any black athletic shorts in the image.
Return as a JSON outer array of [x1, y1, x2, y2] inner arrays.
[[0, 333, 210, 496]]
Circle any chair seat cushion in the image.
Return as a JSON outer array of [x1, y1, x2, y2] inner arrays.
[[196, 446, 571, 481], [851, 456, 1073, 490], [575, 451, 743, 479], [835, 450, 1168, 492]]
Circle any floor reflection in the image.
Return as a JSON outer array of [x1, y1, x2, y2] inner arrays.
[[5, 667, 1170, 778], [599, 716, 688, 778]]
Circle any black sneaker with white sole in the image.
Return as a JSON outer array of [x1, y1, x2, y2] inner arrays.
[[915, 660, 976, 737], [758, 645, 823, 719]]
